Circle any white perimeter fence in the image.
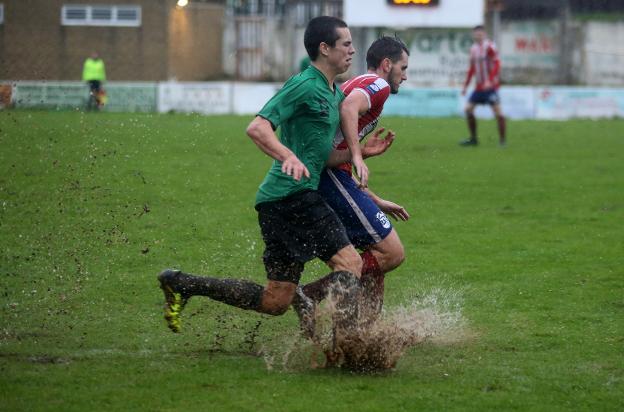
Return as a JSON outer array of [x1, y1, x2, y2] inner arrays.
[[3, 81, 624, 120]]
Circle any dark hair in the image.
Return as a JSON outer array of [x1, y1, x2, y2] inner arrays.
[[473, 25, 485, 31], [304, 16, 348, 61], [366, 36, 410, 70]]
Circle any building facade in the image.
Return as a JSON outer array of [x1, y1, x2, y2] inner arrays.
[[0, 0, 225, 81]]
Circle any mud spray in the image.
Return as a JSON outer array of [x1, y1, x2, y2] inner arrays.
[[260, 285, 467, 373]]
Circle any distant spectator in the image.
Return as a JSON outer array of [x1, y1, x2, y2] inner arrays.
[[82, 52, 107, 110]]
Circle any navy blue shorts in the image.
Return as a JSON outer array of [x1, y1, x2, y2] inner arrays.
[[469, 89, 500, 105], [318, 169, 393, 249]]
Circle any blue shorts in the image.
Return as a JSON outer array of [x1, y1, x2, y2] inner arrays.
[[469, 89, 500, 105], [318, 168, 393, 249]]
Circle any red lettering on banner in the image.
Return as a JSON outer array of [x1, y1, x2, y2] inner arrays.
[[515, 36, 554, 53]]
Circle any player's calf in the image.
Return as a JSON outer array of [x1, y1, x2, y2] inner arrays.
[[327, 244, 363, 277], [158, 269, 294, 333]]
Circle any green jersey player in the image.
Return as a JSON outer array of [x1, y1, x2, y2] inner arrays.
[[158, 16, 366, 337]]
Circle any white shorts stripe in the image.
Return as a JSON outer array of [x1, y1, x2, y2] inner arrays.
[[326, 169, 382, 243]]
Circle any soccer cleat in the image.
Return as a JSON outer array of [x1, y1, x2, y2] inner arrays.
[[158, 269, 188, 333], [291, 286, 317, 339], [459, 138, 478, 146]]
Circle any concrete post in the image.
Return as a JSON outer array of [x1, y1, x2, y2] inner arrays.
[[558, 0, 573, 84]]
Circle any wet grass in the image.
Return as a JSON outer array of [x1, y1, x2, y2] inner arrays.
[[1, 111, 623, 411]]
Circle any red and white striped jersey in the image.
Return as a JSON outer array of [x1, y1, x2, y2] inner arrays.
[[333, 74, 390, 174], [464, 39, 501, 91]]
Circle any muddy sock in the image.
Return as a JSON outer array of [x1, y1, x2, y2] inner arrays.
[[302, 270, 360, 303], [496, 114, 506, 143], [175, 273, 263, 310], [328, 271, 362, 332], [302, 274, 334, 303], [360, 250, 384, 315], [466, 113, 477, 140]]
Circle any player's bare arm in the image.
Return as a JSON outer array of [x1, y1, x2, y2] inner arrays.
[[462, 61, 474, 96], [339, 88, 370, 186], [246, 116, 310, 181], [363, 186, 409, 221], [325, 90, 370, 167], [326, 126, 396, 168], [325, 146, 352, 167], [362, 127, 396, 158]]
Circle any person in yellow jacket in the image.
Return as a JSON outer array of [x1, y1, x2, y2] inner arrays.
[[82, 52, 107, 110]]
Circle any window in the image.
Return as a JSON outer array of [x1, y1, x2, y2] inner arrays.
[[61, 5, 141, 27], [116, 7, 139, 22], [290, 1, 342, 27], [91, 7, 113, 22], [0, 4, 5, 25], [227, 0, 287, 18]]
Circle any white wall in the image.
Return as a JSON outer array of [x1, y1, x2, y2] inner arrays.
[[582, 22, 624, 86], [8, 81, 624, 120], [498, 20, 560, 84], [223, 14, 624, 87]]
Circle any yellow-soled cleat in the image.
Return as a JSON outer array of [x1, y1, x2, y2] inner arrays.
[[158, 269, 188, 333]]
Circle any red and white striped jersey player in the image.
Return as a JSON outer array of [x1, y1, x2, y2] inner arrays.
[[297, 37, 410, 326], [460, 25, 506, 146]]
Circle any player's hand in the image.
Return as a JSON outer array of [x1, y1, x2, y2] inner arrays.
[[281, 154, 310, 181], [483, 79, 492, 90], [461, 88, 467, 96], [362, 128, 396, 159], [378, 199, 409, 221], [352, 156, 369, 188]]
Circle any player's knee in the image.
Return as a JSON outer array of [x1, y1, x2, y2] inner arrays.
[[465, 106, 474, 115], [260, 281, 296, 315], [391, 245, 406, 269], [381, 244, 405, 273], [262, 296, 292, 316], [265, 302, 290, 316]]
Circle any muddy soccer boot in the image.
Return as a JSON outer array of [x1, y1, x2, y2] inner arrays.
[[158, 269, 189, 333]]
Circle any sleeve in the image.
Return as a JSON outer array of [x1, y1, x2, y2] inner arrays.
[[257, 78, 310, 130], [353, 78, 390, 110], [487, 45, 500, 82]]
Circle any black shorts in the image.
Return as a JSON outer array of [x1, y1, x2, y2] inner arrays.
[[256, 190, 351, 284]]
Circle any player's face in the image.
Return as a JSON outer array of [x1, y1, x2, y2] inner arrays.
[[388, 51, 409, 94], [326, 27, 355, 74], [473, 29, 486, 43]]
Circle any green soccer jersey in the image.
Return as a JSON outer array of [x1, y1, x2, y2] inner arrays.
[[255, 65, 345, 205]]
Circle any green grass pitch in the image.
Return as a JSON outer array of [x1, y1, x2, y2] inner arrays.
[[1, 111, 623, 411]]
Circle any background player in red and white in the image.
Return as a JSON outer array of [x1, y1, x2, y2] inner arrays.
[[294, 36, 410, 333], [460, 25, 506, 146]]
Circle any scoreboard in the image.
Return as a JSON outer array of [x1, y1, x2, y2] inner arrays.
[[387, 0, 440, 6], [345, 0, 483, 28]]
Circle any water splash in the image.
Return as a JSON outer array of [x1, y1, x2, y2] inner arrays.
[[261, 285, 467, 373]]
